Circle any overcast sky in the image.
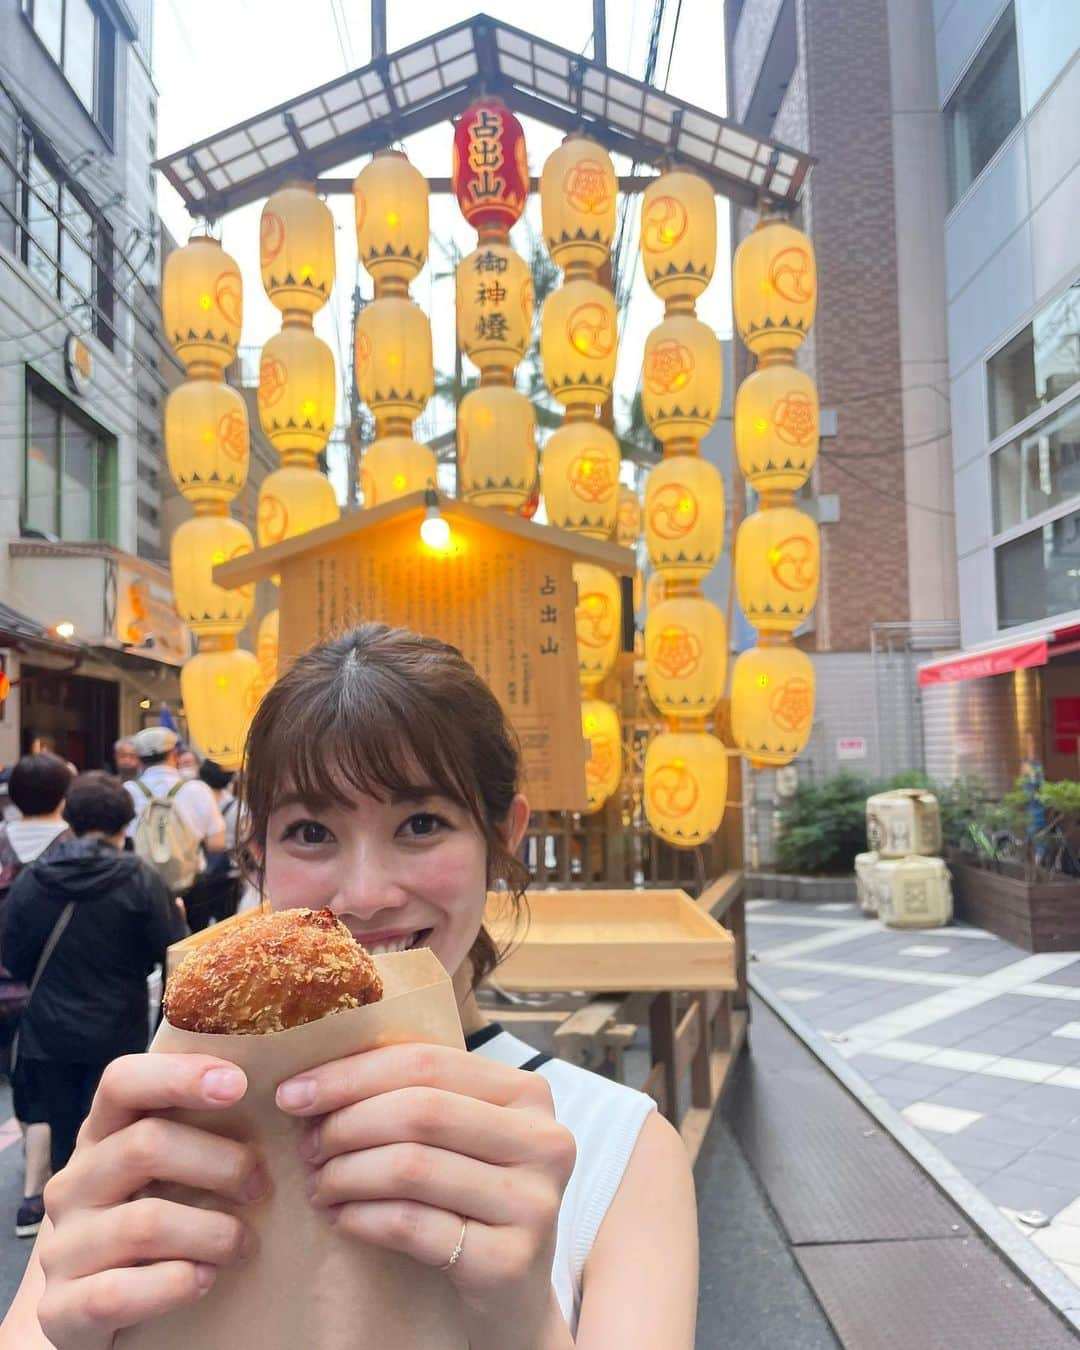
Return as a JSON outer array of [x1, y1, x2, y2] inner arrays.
[[153, 0, 732, 499]]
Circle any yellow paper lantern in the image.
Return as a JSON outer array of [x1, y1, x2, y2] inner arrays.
[[171, 513, 254, 635], [581, 699, 622, 813], [181, 642, 260, 771], [540, 136, 617, 278], [731, 642, 816, 767], [256, 466, 339, 550], [736, 507, 820, 634], [616, 485, 641, 547], [162, 235, 243, 376], [733, 218, 817, 358], [574, 563, 621, 689], [645, 455, 725, 580], [257, 325, 336, 460], [456, 243, 532, 375], [541, 280, 617, 409], [541, 422, 620, 537], [644, 731, 727, 847], [354, 151, 429, 289], [645, 596, 727, 715], [735, 363, 819, 492], [260, 185, 335, 319], [355, 297, 433, 427], [257, 608, 279, 690], [360, 436, 438, 508], [457, 385, 535, 508], [165, 379, 249, 505], [642, 315, 723, 449], [645, 570, 666, 613], [640, 172, 716, 307]]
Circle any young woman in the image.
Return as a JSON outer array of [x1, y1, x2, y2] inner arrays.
[[1, 624, 698, 1349]]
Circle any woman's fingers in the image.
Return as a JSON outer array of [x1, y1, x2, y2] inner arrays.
[[78, 1054, 248, 1147], [37, 1259, 219, 1349], [39, 1196, 255, 1282], [46, 1116, 268, 1218]]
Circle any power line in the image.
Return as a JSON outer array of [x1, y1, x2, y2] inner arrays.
[[662, 0, 685, 89], [825, 453, 955, 518]]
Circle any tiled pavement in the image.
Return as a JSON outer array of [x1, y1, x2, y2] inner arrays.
[[748, 899, 1080, 1290]]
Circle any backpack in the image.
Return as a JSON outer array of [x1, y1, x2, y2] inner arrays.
[[132, 779, 202, 894]]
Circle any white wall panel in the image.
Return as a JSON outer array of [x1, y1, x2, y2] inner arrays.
[[944, 132, 1028, 299], [947, 226, 1034, 377]]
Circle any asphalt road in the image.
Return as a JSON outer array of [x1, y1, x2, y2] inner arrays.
[[0, 1081, 33, 1314]]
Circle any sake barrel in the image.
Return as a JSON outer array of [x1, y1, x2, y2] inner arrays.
[[878, 855, 952, 929], [866, 790, 942, 859]]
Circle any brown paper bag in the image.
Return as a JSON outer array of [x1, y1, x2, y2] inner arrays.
[[117, 948, 468, 1350]]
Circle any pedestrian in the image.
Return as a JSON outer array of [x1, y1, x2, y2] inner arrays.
[[124, 727, 225, 900], [0, 752, 74, 1237], [4, 625, 697, 1348], [1020, 731, 1047, 863], [176, 746, 200, 780], [112, 737, 140, 781], [1, 771, 185, 1187], [181, 760, 243, 932]]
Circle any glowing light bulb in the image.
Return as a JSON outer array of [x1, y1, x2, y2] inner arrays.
[[55, 621, 75, 639], [584, 715, 598, 734], [300, 264, 314, 279], [677, 495, 693, 514], [201, 427, 214, 444], [579, 459, 594, 477], [420, 512, 452, 550], [139, 698, 152, 710], [199, 293, 212, 311], [392, 473, 407, 491], [757, 673, 769, 688], [215, 675, 229, 689], [212, 550, 226, 564], [386, 211, 400, 227], [301, 399, 317, 419], [768, 547, 782, 567], [671, 757, 685, 770], [754, 417, 768, 434]]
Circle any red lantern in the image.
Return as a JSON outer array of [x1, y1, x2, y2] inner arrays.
[[519, 478, 541, 520], [452, 101, 529, 233]]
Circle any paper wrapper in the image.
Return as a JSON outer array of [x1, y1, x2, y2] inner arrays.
[[117, 948, 468, 1350]]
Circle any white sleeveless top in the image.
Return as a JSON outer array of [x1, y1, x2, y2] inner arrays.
[[468, 1025, 656, 1335]]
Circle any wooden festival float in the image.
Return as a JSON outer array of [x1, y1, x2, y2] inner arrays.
[[160, 10, 819, 1156]]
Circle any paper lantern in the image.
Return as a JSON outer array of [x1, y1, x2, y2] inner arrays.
[[646, 596, 727, 715], [257, 608, 279, 690], [642, 315, 723, 448], [354, 151, 429, 290], [581, 699, 622, 814], [616, 485, 641, 546], [731, 642, 815, 767], [165, 379, 249, 505], [451, 101, 529, 233], [541, 280, 617, 408], [735, 363, 819, 492], [640, 172, 716, 308], [257, 325, 336, 460], [256, 466, 339, 550], [361, 436, 438, 508], [541, 422, 620, 537], [645, 455, 725, 580], [540, 136, 617, 279], [644, 731, 727, 847], [456, 244, 532, 375], [355, 297, 433, 427], [736, 507, 820, 635], [170, 513, 254, 635], [733, 218, 817, 358], [181, 642, 260, 771], [574, 563, 621, 689], [260, 185, 335, 319], [457, 385, 535, 508], [162, 235, 243, 375], [646, 570, 666, 613]]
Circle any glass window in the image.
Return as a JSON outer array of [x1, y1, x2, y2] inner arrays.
[[23, 0, 111, 136], [945, 5, 1021, 208], [996, 505, 1080, 627], [992, 396, 1080, 531], [24, 377, 116, 542], [25, 387, 61, 535], [63, 0, 96, 112], [1016, 0, 1080, 110], [27, 0, 63, 63], [61, 194, 93, 314], [988, 283, 1080, 437], [24, 149, 59, 296]]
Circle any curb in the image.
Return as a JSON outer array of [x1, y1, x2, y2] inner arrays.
[[749, 873, 857, 903]]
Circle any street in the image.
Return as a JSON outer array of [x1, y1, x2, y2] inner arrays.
[[0, 1082, 31, 1311]]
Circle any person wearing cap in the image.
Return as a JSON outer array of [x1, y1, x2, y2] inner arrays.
[[123, 728, 225, 866], [111, 737, 140, 782]]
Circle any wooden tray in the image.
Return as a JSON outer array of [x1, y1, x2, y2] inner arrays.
[[484, 888, 736, 993]]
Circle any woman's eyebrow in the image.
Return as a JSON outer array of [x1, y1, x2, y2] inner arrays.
[[389, 785, 445, 805], [273, 791, 335, 812]]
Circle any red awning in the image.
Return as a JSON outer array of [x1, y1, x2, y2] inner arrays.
[[918, 638, 1049, 688]]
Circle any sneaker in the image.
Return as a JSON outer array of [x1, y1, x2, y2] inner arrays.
[[15, 1194, 44, 1238]]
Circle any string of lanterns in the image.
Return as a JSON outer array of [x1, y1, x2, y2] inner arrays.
[[539, 134, 623, 814], [731, 218, 819, 768], [638, 172, 728, 849], [161, 235, 259, 768]]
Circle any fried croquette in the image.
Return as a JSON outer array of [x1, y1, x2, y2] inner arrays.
[[164, 907, 384, 1034]]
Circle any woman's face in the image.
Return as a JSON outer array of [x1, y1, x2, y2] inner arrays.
[[263, 786, 494, 982]]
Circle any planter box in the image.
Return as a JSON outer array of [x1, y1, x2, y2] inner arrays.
[[949, 854, 1080, 952]]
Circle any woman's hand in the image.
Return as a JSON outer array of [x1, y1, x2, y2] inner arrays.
[[34, 1054, 268, 1350], [277, 1043, 577, 1350]]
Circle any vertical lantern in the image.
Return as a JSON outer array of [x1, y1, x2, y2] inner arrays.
[[354, 152, 437, 506], [538, 135, 623, 812], [637, 172, 728, 848], [451, 102, 536, 511], [731, 217, 820, 768], [161, 236, 259, 767]]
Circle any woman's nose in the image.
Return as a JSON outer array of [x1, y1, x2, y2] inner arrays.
[[330, 851, 408, 918]]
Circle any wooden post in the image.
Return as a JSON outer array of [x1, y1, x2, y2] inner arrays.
[[729, 896, 748, 1011], [649, 991, 679, 1126], [690, 996, 712, 1109]]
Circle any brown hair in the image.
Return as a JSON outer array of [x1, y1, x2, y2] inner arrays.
[[238, 623, 529, 987]]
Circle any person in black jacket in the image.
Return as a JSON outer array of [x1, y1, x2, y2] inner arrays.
[[2, 771, 186, 1176]]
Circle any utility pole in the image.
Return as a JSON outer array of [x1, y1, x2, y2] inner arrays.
[[371, 0, 387, 60], [593, 0, 607, 66]]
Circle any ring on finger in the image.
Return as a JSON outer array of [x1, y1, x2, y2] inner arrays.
[[440, 1216, 468, 1273]]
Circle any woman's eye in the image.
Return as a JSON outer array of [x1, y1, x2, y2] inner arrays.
[[284, 820, 332, 845], [403, 812, 444, 838]]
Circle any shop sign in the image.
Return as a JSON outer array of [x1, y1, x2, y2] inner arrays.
[[1055, 697, 1080, 757], [918, 639, 1048, 687], [836, 736, 867, 761], [64, 334, 93, 396], [115, 567, 190, 666]]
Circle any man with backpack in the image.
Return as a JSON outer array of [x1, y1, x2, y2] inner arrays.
[[124, 726, 225, 898]]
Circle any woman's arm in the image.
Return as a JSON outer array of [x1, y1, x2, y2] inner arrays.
[[0, 1234, 51, 1348], [574, 1112, 699, 1349]]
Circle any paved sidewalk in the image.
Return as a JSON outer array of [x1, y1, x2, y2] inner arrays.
[[748, 898, 1080, 1291]]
